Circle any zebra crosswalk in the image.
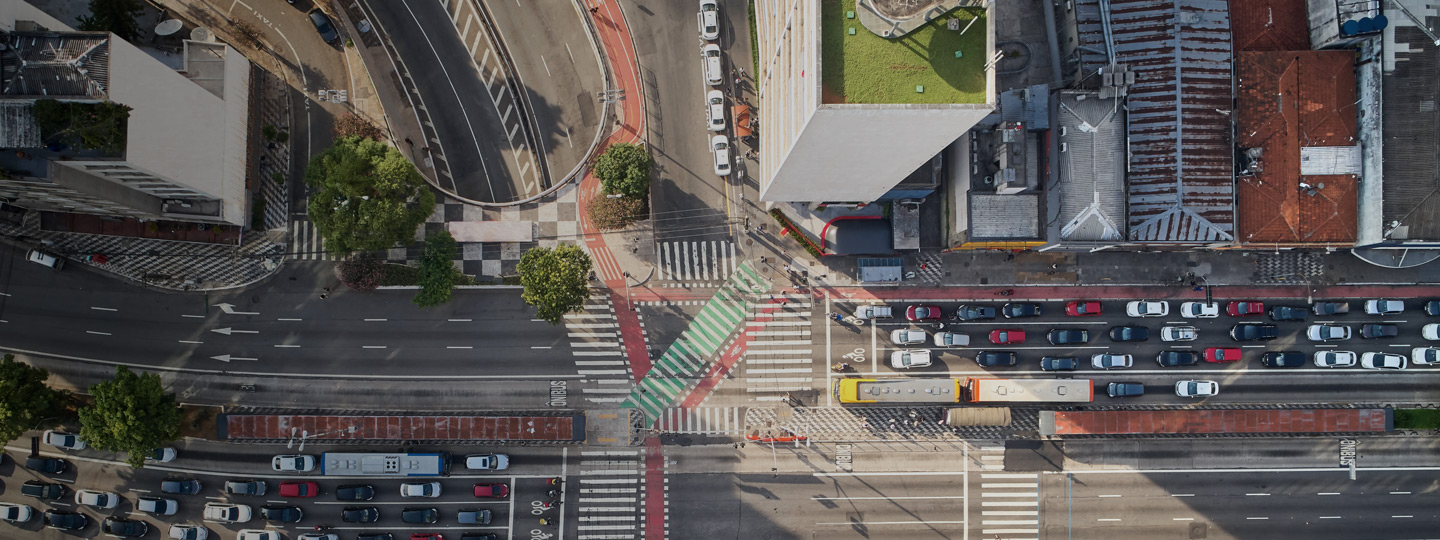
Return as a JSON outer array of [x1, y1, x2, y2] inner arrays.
[[976, 446, 1038, 540], [742, 294, 814, 402], [656, 240, 736, 287], [577, 450, 643, 540], [290, 220, 337, 260], [565, 295, 632, 404], [654, 407, 744, 435]]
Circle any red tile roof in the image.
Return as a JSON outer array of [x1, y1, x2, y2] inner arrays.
[[1230, 0, 1310, 51]]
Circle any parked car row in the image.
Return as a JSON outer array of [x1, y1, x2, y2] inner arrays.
[[1106, 380, 1220, 398], [858, 298, 1440, 323]]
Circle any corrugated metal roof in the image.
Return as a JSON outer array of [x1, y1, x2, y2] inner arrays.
[[1381, 1, 1440, 240], [1110, 0, 1235, 243], [0, 101, 40, 148], [1069, 0, 1112, 76], [0, 32, 111, 98], [969, 193, 1040, 239], [1055, 92, 1127, 241]]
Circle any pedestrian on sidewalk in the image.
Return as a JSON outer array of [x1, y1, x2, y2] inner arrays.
[[589, 6, 599, 15], [404, 137, 413, 146]]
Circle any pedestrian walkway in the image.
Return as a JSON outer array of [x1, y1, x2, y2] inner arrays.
[[741, 294, 815, 402], [653, 407, 745, 435], [566, 294, 632, 405], [290, 219, 338, 261], [576, 449, 643, 540], [977, 470, 1040, 540], [656, 240, 737, 287]]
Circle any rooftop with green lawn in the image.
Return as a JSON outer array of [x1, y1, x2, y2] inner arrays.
[[821, 0, 987, 105]]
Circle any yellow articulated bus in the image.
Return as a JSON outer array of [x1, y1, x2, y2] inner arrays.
[[835, 377, 1093, 404], [834, 378, 963, 404]]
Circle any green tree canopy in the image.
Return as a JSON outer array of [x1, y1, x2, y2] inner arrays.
[[306, 136, 436, 254], [78, 366, 181, 468], [77, 0, 145, 41], [0, 354, 67, 444], [517, 245, 593, 324], [414, 230, 460, 308], [592, 143, 653, 199]]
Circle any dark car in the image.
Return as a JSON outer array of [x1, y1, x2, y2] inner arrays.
[[1268, 306, 1309, 321], [1001, 302, 1042, 318], [261, 505, 304, 523], [1156, 350, 1200, 367], [280, 481, 321, 498], [1107, 382, 1145, 398], [358, 535, 395, 540], [1040, 356, 1078, 371], [21, 480, 65, 500], [307, 8, 339, 43], [1108, 325, 1149, 342], [161, 478, 202, 495], [473, 483, 510, 498], [906, 305, 942, 322], [1261, 351, 1307, 368], [225, 479, 267, 496], [1426, 299, 1440, 316], [461, 535, 499, 540], [954, 304, 997, 320], [974, 351, 1018, 367], [1230, 323, 1279, 342], [43, 510, 87, 530], [343, 506, 381, 523], [1361, 324, 1399, 339], [401, 507, 440, 524], [102, 517, 148, 538], [1047, 329, 1090, 345], [1312, 301, 1350, 315], [336, 484, 376, 501], [25, 456, 67, 474], [458, 508, 493, 525]]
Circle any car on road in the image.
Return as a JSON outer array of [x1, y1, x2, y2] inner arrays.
[[26, 249, 62, 269], [1179, 302, 1219, 318], [271, 455, 315, 472], [1312, 301, 1350, 315], [103, 517, 149, 538], [413, 535, 444, 540], [702, 43, 723, 86], [955, 304, 997, 320], [1175, 380, 1219, 398], [1066, 301, 1102, 316], [1361, 323, 1399, 339], [307, 8, 339, 43], [237, 531, 282, 540], [710, 134, 731, 176], [1306, 324, 1352, 341], [1315, 351, 1358, 368], [1226, 301, 1265, 316], [890, 350, 933, 369], [225, 480, 267, 496], [298, 535, 338, 540], [1412, 347, 1440, 365], [1160, 326, 1198, 342], [1156, 350, 1200, 367], [933, 332, 970, 347], [161, 478, 202, 495], [21, 481, 65, 501], [169, 524, 210, 540], [401, 507, 440, 524], [0, 502, 33, 523], [1126, 300, 1169, 317], [260, 505, 303, 523], [1230, 323, 1279, 342], [76, 489, 118, 509], [1268, 305, 1309, 321], [466, 453, 509, 470], [335, 484, 375, 501], [1260, 351, 1307, 368], [357, 535, 394, 540], [1091, 353, 1133, 369], [137, 495, 179, 515], [1040, 356, 1078, 371], [890, 329, 927, 345], [43, 510, 87, 530], [43, 430, 85, 450], [705, 90, 726, 131], [1361, 352, 1408, 370], [400, 482, 442, 498], [204, 503, 253, 523], [1365, 299, 1405, 315], [1001, 302, 1042, 318], [989, 329, 1025, 344], [474, 483, 510, 498], [147, 447, 178, 463], [974, 351, 1017, 367], [1203, 347, 1242, 363], [280, 481, 320, 498], [697, 0, 720, 40], [854, 305, 893, 320], [1427, 299, 1440, 316], [906, 305, 943, 321], [342, 506, 381, 523], [1426, 323, 1440, 340], [1108, 325, 1149, 342], [458, 508, 493, 525], [1048, 329, 1089, 345], [24, 456, 66, 474], [1106, 382, 1144, 398]]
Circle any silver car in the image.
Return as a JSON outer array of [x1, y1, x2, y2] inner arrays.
[[1314, 351, 1357, 368], [1091, 353, 1133, 369]]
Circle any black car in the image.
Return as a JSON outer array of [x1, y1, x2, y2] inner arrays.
[[358, 535, 395, 540], [1268, 305, 1309, 321], [343, 506, 381, 523], [225, 479, 267, 496], [954, 304, 997, 320], [1107, 382, 1145, 398], [1426, 299, 1440, 316], [461, 535, 499, 540], [1361, 324, 1399, 339], [1261, 351, 1306, 368], [1312, 301, 1350, 315], [1230, 323, 1279, 342], [1156, 350, 1200, 367], [336, 484, 376, 501], [102, 517, 148, 538], [25, 456, 67, 474], [261, 505, 304, 523], [402, 507, 440, 524], [1047, 329, 1090, 345], [1108, 325, 1149, 342], [974, 351, 1018, 367], [43, 510, 87, 530], [1040, 356, 1078, 371], [21, 480, 65, 500], [307, 8, 340, 43], [161, 478, 202, 495], [1001, 302, 1042, 318]]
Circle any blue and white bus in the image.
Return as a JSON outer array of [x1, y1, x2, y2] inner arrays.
[[320, 451, 452, 477]]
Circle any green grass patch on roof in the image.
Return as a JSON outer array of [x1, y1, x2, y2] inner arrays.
[[821, 0, 986, 105]]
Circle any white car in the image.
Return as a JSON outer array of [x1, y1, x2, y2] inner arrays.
[[43, 430, 85, 450], [297, 534, 339, 540], [1306, 324, 1351, 341], [711, 134, 731, 176], [932, 332, 970, 347], [854, 305, 893, 320], [138, 496, 179, 515], [1411, 347, 1440, 365], [890, 329, 926, 345], [697, 0, 720, 40], [1091, 353, 1133, 369], [1364, 299, 1404, 315], [169, 524, 210, 540], [702, 43, 723, 86], [1125, 300, 1169, 317], [203, 503, 253, 523], [1179, 302, 1219, 318], [1314, 351, 1357, 368], [75, 489, 119, 509], [237, 531, 282, 540], [705, 90, 726, 131], [1160, 325, 1198, 342], [271, 454, 316, 472], [400, 481, 441, 498], [0, 502, 33, 523], [466, 453, 510, 470], [1175, 380, 1219, 398], [1360, 352, 1408, 370], [1424, 323, 1440, 340], [890, 350, 933, 369], [147, 447, 178, 463]]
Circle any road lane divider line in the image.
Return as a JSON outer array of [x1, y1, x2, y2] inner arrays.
[[86, 331, 110, 336], [362, 346, 387, 349], [179, 340, 203, 344], [91, 307, 117, 311], [278, 318, 303, 321], [275, 345, 300, 348]]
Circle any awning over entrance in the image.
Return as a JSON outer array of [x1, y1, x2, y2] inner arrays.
[[733, 104, 752, 137]]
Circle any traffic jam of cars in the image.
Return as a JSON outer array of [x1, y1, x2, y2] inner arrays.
[[855, 298, 1439, 399]]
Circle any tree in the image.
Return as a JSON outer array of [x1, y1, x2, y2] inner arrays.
[[0, 354, 67, 444], [414, 230, 460, 307], [591, 143, 653, 199], [586, 196, 646, 230], [77, 0, 145, 41], [517, 245, 593, 324], [78, 366, 181, 468], [305, 136, 436, 254], [337, 257, 385, 292]]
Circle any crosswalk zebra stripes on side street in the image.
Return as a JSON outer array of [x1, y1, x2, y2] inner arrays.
[[742, 294, 814, 402], [290, 220, 338, 261], [565, 295, 632, 404], [577, 450, 643, 540], [653, 407, 744, 435], [975, 443, 1038, 540], [656, 240, 736, 287]]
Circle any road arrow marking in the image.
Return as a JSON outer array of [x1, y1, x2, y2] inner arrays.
[[211, 355, 257, 362], [210, 327, 259, 335], [213, 303, 260, 315]]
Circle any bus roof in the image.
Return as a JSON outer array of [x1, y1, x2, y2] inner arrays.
[[836, 378, 962, 403], [965, 378, 1094, 403], [321, 452, 451, 476]]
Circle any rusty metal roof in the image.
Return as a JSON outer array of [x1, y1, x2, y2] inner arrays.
[[1110, 0, 1235, 243]]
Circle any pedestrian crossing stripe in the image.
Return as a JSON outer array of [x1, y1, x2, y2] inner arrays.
[[658, 240, 736, 283], [290, 220, 337, 260]]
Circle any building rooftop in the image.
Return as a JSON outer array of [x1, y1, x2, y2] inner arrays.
[[969, 193, 1039, 239], [0, 32, 110, 98], [1053, 92, 1126, 242], [1231, 0, 1309, 51], [1381, 0, 1440, 241], [820, 0, 987, 105]]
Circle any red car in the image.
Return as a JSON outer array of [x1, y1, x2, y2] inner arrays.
[[1226, 301, 1265, 316], [906, 305, 942, 322], [411, 535, 443, 540], [989, 329, 1026, 345], [1066, 301, 1102, 316], [278, 481, 319, 498], [473, 483, 510, 498], [1204, 347, 1242, 363]]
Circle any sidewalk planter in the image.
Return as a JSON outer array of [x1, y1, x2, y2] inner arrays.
[[769, 209, 825, 258]]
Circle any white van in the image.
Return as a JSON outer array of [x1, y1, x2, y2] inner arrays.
[[702, 44, 723, 86], [25, 250, 62, 270]]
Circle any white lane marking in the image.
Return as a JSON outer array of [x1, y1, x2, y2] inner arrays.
[[275, 345, 301, 348], [362, 346, 387, 349], [1171, 494, 1194, 497], [1247, 517, 1269, 520], [179, 340, 204, 344], [1049, 466, 1440, 475], [1097, 518, 1120, 522], [1391, 491, 1412, 495], [91, 307, 117, 312], [1317, 492, 1340, 496], [86, 331, 110, 336], [532, 346, 553, 349], [1097, 494, 1121, 498], [364, 319, 387, 322], [1319, 516, 1342, 519], [1173, 518, 1194, 521], [1394, 515, 1413, 518], [450, 319, 473, 322], [182, 314, 205, 318], [448, 346, 474, 349], [1246, 493, 1270, 496], [278, 318, 303, 321]]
